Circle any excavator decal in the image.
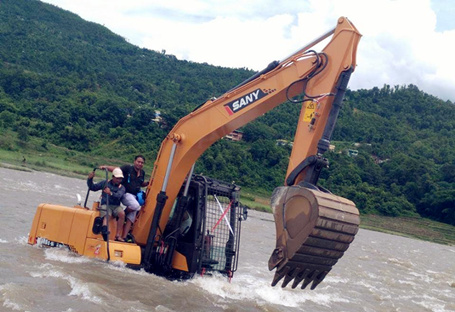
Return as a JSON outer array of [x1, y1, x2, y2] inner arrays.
[[303, 101, 316, 122], [224, 88, 269, 115], [28, 17, 362, 290]]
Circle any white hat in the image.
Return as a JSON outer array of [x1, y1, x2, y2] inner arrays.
[[112, 167, 124, 178]]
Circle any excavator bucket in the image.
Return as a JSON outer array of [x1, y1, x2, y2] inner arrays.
[[268, 184, 359, 290]]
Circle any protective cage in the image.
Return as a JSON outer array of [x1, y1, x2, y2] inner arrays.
[[195, 175, 243, 277]]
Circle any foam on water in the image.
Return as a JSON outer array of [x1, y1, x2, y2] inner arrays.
[[154, 305, 177, 312], [324, 276, 350, 284], [190, 272, 349, 308], [365, 271, 380, 280], [412, 293, 451, 312], [44, 247, 92, 264], [408, 271, 434, 283], [7, 173, 84, 202], [18, 180, 41, 192], [357, 280, 381, 294], [15, 236, 28, 245], [0, 282, 48, 312], [33, 237, 154, 276], [29, 263, 103, 304], [386, 257, 416, 269], [3, 298, 22, 311], [105, 263, 152, 276], [397, 279, 419, 287], [0, 284, 23, 311]]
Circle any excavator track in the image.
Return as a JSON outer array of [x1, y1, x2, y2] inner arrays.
[[268, 184, 359, 290]]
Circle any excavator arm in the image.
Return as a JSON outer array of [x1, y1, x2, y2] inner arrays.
[[134, 17, 362, 289]]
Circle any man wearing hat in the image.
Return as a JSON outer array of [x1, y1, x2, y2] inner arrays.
[[87, 167, 126, 241], [99, 155, 149, 241]]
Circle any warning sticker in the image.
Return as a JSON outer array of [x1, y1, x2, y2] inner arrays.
[[303, 101, 316, 122]]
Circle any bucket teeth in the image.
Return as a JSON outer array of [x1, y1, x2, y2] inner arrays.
[[271, 265, 289, 287], [291, 268, 305, 288], [271, 261, 331, 289], [310, 271, 328, 290], [301, 270, 317, 289], [281, 267, 296, 288], [269, 185, 359, 290]]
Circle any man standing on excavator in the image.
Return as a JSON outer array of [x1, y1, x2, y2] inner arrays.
[[99, 155, 149, 241]]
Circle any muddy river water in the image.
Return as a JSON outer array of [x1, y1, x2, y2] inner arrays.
[[0, 166, 454, 312]]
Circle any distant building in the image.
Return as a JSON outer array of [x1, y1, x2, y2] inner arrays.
[[152, 110, 162, 123], [225, 130, 243, 141], [354, 142, 371, 147], [372, 155, 388, 164], [276, 139, 293, 147], [276, 139, 289, 146], [347, 149, 358, 157]]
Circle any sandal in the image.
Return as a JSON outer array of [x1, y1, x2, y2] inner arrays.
[[115, 236, 125, 242]]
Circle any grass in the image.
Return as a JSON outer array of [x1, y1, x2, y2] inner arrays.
[[1, 133, 454, 246], [0, 131, 154, 179], [240, 191, 272, 213], [360, 214, 455, 246]]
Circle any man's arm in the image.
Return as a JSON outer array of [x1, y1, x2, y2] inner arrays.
[[99, 165, 115, 172], [111, 185, 126, 200], [141, 181, 149, 187], [87, 178, 105, 192]]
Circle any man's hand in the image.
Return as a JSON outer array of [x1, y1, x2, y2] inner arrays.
[[103, 187, 112, 195], [88, 171, 95, 179]]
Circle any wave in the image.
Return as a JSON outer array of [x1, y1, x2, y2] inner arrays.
[[29, 263, 103, 304], [43, 246, 91, 264]]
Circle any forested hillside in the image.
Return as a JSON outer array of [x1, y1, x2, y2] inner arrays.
[[1, 0, 454, 226], [0, 0, 254, 154]]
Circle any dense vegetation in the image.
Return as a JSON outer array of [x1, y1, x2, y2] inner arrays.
[[1, 0, 454, 226]]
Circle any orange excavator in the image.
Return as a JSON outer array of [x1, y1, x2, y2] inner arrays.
[[28, 17, 361, 290]]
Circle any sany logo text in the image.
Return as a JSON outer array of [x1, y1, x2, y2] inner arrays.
[[224, 89, 268, 115]]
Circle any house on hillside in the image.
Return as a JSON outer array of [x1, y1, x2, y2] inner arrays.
[[276, 139, 293, 147], [347, 149, 358, 157], [152, 110, 162, 123], [225, 130, 243, 141]]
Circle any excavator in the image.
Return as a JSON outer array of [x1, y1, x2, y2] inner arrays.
[[28, 17, 361, 290]]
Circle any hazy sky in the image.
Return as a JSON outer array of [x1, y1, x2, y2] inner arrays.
[[41, 0, 455, 102]]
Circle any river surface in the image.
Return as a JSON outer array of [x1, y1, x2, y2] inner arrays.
[[0, 166, 454, 312]]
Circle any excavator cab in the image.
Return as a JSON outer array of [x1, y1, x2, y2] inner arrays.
[[145, 175, 244, 279]]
